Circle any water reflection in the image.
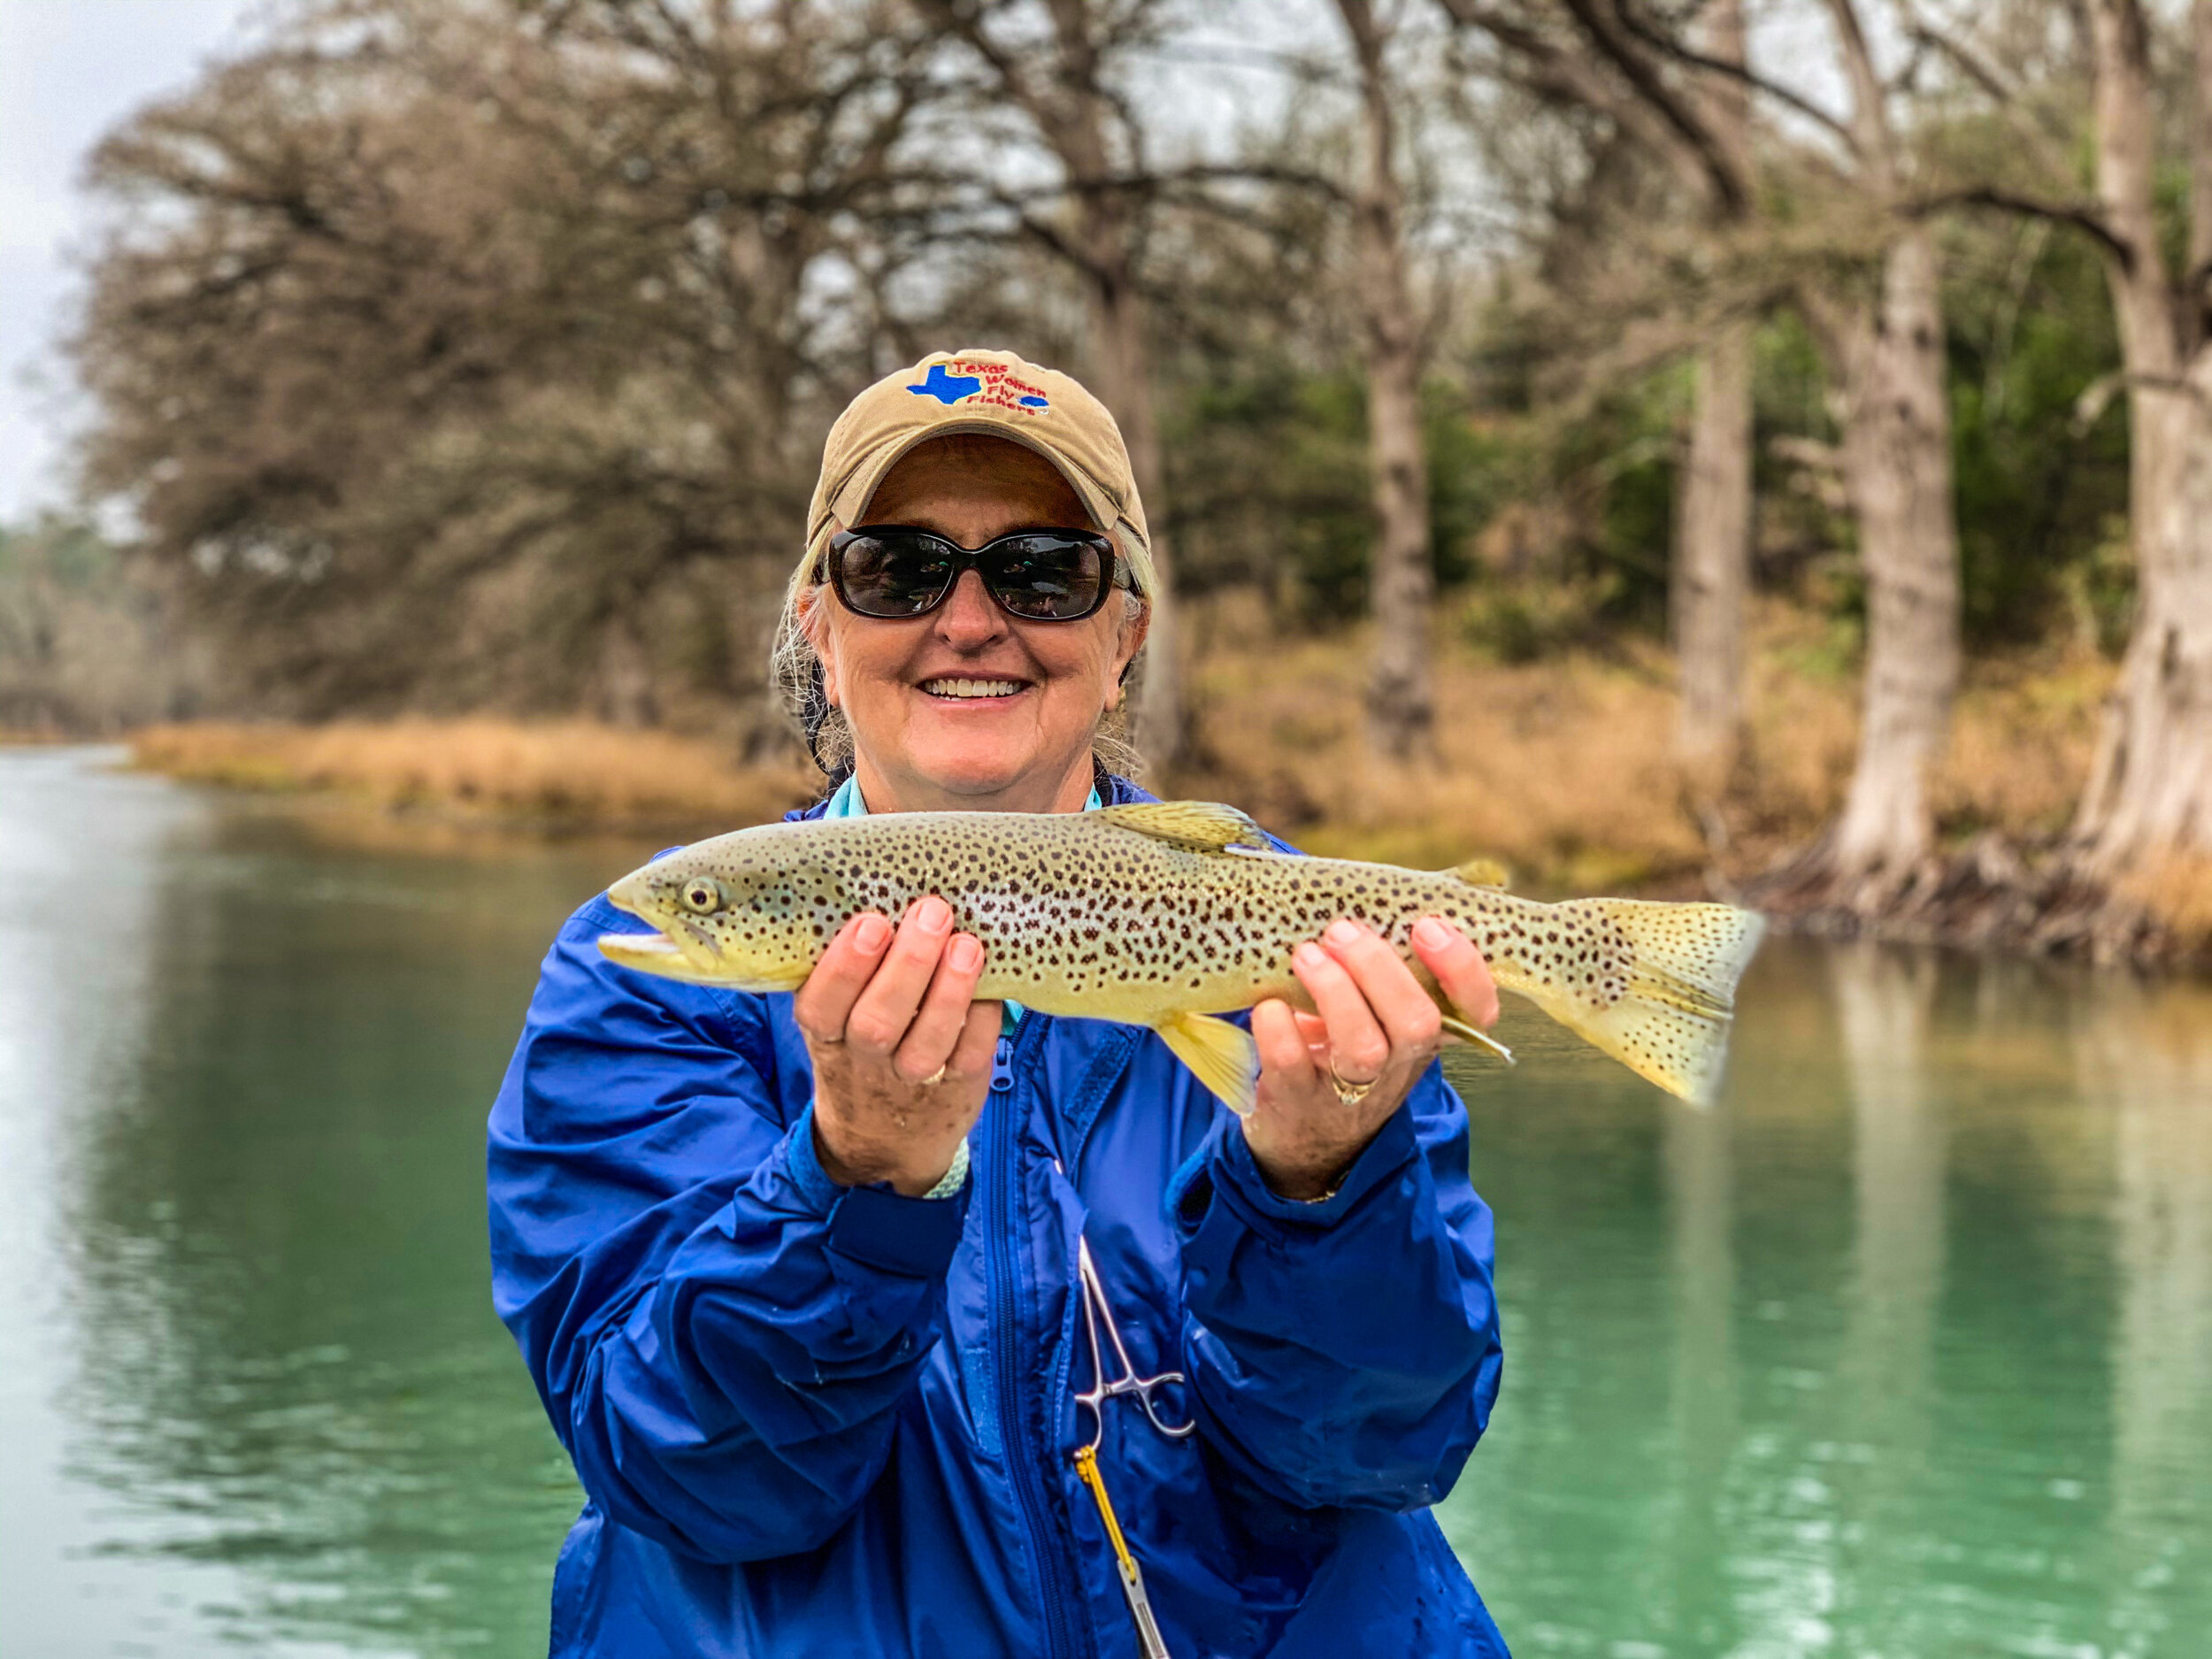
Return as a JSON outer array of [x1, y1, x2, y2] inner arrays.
[[1825, 945, 1945, 1656], [1444, 938, 2212, 1658], [2091, 982, 2212, 1656], [4, 749, 2210, 1657], [2, 753, 646, 1656]]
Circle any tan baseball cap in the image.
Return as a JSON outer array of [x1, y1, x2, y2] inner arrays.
[[795, 348, 1156, 602]]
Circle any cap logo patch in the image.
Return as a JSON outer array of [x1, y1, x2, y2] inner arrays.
[[907, 358, 1051, 412]]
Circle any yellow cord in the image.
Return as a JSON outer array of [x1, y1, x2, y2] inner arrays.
[[1072, 1446, 1138, 1573]]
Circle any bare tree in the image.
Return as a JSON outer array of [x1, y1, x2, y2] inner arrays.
[[1794, 1, 1961, 902], [73, 0, 943, 722], [916, 0, 1192, 768], [1448, 0, 1962, 905], [1671, 0, 1754, 774], [1441, 1, 1762, 785], [1870, 0, 2212, 954], [2063, 0, 2212, 926], [1335, 0, 1436, 759]]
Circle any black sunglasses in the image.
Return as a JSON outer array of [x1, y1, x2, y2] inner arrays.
[[825, 525, 1128, 622]]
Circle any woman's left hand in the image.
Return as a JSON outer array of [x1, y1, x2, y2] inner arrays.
[[1245, 918, 1501, 1202]]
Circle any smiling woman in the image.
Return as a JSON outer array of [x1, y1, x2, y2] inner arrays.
[[795, 432, 1148, 816], [488, 347, 1513, 1659]]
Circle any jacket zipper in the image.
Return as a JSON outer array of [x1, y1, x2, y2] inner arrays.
[[987, 1023, 1087, 1659]]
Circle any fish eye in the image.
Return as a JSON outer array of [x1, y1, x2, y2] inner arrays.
[[680, 879, 720, 914]]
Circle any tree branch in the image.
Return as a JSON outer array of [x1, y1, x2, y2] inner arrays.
[[1439, 0, 1742, 211], [1555, 0, 1752, 211], [1615, 1, 1856, 147], [1906, 185, 2135, 272]]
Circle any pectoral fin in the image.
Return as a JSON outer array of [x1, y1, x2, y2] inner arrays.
[[1096, 801, 1271, 854], [1156, 1011, 1263, 1117]]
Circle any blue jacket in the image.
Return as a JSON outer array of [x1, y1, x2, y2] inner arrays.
[[488, 777, 1509, 1657]]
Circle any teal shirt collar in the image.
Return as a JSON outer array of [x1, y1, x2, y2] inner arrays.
[[823, 774, 1102, 818]]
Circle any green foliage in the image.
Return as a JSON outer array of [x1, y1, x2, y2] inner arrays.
[[1460, 575, 1620, 664], [1159, 357, 1510, 623], [1943, 225, 2131, 649]]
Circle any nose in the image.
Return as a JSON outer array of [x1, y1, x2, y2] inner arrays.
[[933, 568, 1007, 649]]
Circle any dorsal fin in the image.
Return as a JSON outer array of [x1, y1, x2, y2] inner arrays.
[[1452, 857, 1511, 889], [1094, 800, 1271, 854]]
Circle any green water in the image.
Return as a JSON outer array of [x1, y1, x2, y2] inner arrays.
[[2, 749, 2206, 1658]]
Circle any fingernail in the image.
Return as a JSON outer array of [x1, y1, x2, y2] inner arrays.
[[1326, 919, 1363, 947], [914, 896, 951, 933], [854, 915, 890, 954], [949, 935, 980, 972], [1294, 941, 1325, 970], [1414, 918, 1454, 950]]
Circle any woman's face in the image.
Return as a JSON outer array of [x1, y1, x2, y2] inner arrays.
[[805, 436, 1149, 814]]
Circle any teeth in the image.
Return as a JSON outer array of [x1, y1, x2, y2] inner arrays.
[[923, 678, 1024, 699]]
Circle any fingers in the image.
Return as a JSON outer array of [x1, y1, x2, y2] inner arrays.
[[1290, 938, 1388, 1081], [948, 995, 1005, 1080], [796, 897, 990, 1071], [1302, 918, 1441, 1079], [1411, 916, 1501, 1030], [1253, 996, 1320, 1083], [794, 910, 893, 1046], [890, 932, 989, 1083], [844, 896, 957, 1054]]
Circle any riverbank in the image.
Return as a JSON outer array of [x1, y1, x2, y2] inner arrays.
[[118, 600, 2187, 945], [127, 718, 817, 833]]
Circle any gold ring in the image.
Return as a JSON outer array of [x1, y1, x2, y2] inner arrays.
[[1326, 1060, 1376, 1105]]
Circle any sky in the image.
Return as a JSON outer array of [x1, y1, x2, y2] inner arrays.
[[0, 0, 260, 524]]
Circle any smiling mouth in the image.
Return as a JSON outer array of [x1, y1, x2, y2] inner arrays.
[[919, 677, 1030, 700]]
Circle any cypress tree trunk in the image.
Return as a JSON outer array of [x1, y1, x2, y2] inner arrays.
[[1087, 273, 1187, 772], [1827, 227, 1961, 887], [1338, 0, 1434, 762], [1671, 0, 1754, 775], [1673, 320, 1754, 772], [2068, 0, 2212, 923]]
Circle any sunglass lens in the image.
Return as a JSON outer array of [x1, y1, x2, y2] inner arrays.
[[986, 535, 1107, 619], [836, 533, 955, 616]]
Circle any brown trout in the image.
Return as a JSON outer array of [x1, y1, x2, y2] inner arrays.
[[598, 800, 1765, 1111]]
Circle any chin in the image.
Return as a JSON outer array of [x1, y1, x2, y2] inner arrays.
[[906, 741, 1042, 798]]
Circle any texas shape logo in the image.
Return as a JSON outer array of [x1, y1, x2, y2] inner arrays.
[[908, 359, 1050, 412]]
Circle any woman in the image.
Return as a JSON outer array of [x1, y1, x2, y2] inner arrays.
[[489, 349, 1511, 1656]]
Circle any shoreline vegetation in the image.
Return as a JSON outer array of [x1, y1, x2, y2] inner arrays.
[[100, 600, 2209, 963], [28, 0, 2212, 989]]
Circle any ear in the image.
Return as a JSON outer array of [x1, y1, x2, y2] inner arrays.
[[797, 583, 841, 708], [1109, 599, 1151, 710]]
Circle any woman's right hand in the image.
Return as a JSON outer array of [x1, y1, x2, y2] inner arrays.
[[794, 895, 1001, 1196]]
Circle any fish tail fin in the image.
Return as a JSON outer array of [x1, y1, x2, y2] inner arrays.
[[1157, 1011, 1262, 1118], [1530, 900, 1766, 1108]]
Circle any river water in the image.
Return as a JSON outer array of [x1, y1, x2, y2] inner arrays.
[[1, 747, 2206, 1658]]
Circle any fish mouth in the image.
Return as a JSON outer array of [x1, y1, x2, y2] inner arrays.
[[597, 929, 729, 984]]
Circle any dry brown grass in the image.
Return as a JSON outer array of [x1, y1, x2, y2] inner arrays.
[[2121, 855, 2212, 954], [130, 718, 815, 831], [126, 602, 2115, 908], [1173, 594, 2109, 897]]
